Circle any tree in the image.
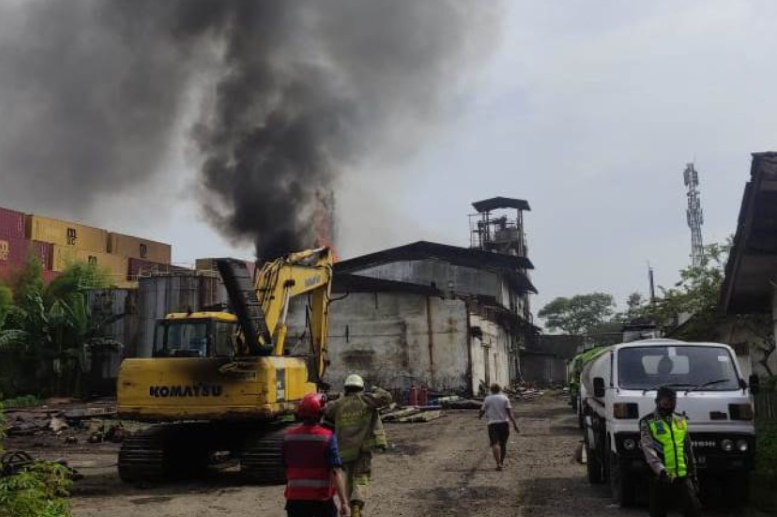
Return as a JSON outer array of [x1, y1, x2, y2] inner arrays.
[[0, 283, 12, 330], [10, 254, 44, 303], [538, 293, 616, 335], [626, 292, 646, 316], [642, 242, 730, 340], [0, 261, 109, 396]]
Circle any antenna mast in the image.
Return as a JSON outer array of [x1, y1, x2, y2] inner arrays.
[[684, 163, 704, 266]]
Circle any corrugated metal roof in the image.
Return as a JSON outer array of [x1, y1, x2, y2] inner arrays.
[[472, 197, 531, 213], [333, 273, 442, 296], [722, 152, 777, 313], [336, 240, 534, 273]]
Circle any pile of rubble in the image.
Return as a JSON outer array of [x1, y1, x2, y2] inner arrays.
[[3, 398, 128, 444], [379, 394, 488, 424]]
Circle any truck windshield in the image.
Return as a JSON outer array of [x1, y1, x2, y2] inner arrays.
[[618, 346, 740, 391]]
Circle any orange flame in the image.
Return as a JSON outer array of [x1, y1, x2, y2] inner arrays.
[[313, 189, 339, 262]]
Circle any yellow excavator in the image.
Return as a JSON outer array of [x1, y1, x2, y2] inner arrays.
[[116, 248, 334, 483]]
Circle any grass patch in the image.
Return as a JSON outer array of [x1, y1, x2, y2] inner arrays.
[[1, 395, 43, 409]]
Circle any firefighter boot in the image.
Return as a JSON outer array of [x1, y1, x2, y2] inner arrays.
[[351, 502, 364, 517]]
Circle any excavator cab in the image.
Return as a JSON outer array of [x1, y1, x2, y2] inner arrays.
[[152, 313, 239, 359]]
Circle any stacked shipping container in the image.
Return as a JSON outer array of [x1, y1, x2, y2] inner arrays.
[[0, 206, 56, 282], [0, 205, 174, 287]]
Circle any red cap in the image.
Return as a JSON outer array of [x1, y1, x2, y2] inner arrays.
[[298, 393, 326, 421]]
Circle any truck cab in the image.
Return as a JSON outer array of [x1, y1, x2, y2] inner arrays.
[[582, 339, 757, 507]]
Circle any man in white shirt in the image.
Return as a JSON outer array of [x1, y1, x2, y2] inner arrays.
[[479, 383, 520, 470]]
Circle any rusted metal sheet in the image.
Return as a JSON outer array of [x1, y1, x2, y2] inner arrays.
[[136, 273, 227, 357], [128, 258, 190, 280]]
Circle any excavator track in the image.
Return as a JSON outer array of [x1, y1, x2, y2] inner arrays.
[[118, 424, 212, 484], [240, 425, 288, 485], [118, 425, 168, 483]]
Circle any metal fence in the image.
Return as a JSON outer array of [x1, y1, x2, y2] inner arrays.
[[755, 391, 777, 422]]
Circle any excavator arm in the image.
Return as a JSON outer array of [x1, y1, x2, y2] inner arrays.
[[216, 248, 333, 382]]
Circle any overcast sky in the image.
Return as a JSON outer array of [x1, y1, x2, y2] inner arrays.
[[3, 1, 776, 317]]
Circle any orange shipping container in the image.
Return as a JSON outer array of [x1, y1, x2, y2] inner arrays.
[[75, 250, 128, 283], [108, 232, 171, 264], [26, 215, 108, 253], [52, 245, 77, 271], [52, 246, 128, 282]]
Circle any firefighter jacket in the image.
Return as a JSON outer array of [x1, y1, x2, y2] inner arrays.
[[283, 423, 341, 501], [639, 410, 697, 480], [325, 387, 392, 462]]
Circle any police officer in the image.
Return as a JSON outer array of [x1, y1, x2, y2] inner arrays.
[[284, 393, 350, 517], [325, 374, 392, 517], [640, 386, 702, 517]]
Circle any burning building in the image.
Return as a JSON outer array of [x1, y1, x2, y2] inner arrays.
[[286, 198, 537, 396]]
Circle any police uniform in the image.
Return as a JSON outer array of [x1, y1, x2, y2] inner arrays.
[[325, 387, 392, 516], [639, 410, 702, 517]]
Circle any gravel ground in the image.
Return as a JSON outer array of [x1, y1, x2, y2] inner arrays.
[[6, 396, 769, 517]]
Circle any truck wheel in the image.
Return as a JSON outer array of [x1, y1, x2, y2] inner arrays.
[[609, 452, 635, 507], [586, 442, 604, 484]]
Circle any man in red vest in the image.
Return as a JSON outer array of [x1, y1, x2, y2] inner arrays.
[[284, 393, 350, 517]]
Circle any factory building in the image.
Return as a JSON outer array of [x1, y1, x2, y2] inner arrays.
[[287, 198, 537, 395]]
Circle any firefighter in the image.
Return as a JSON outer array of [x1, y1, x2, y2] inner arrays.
[[284, 393, 350, 517], [640, 386, 702, 517], [325, 374, 393, 517]]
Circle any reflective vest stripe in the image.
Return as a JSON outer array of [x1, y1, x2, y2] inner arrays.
[[648, 417, 688, 478], [287, 479, 332, 488], [285, 434, 331, 442]]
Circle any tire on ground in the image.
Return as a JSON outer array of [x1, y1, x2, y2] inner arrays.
[[608, 450, 635, 507]]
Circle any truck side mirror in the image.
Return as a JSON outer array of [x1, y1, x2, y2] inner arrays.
[[594, 377, 605, 398], [749, 374, 760, 395]]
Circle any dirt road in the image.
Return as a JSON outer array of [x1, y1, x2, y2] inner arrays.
[[12, 396, 765, 517]]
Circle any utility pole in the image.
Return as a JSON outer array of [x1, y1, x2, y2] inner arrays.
[[684, 163, 705, 266]]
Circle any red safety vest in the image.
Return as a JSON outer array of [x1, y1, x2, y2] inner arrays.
[[284, 424, 336, 501]]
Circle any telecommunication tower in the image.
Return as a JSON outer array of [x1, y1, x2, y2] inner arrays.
[[684, 163, 704, 266]]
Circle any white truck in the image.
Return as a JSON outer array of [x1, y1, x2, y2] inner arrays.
[[581, 339, 759, 507]]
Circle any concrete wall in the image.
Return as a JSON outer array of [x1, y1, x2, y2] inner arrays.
[[286, 292, 473, 392], [354, 260, 514, 311], [469, 314, 511, 394], [520, 353, 567, 385], [710, 320, 771, 379]]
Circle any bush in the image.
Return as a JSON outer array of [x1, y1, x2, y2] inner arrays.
[[0, 463, 73, 517], [0, 402, 73, 517], [756, 420, 777, 479], [1, 396, 43, 409]]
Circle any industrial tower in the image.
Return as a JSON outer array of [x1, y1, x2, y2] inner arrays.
[[684, 163, 705, 266]]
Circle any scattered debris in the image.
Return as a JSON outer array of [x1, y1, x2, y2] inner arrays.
[[440, 399, 482, 410], [50, 416, 69, 433], [383, 407, 422, 422], [394, 410, 443, 423], [1, 451, 35, 477]]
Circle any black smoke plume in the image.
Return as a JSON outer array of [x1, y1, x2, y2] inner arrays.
[[0, 1, 499, 258]]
